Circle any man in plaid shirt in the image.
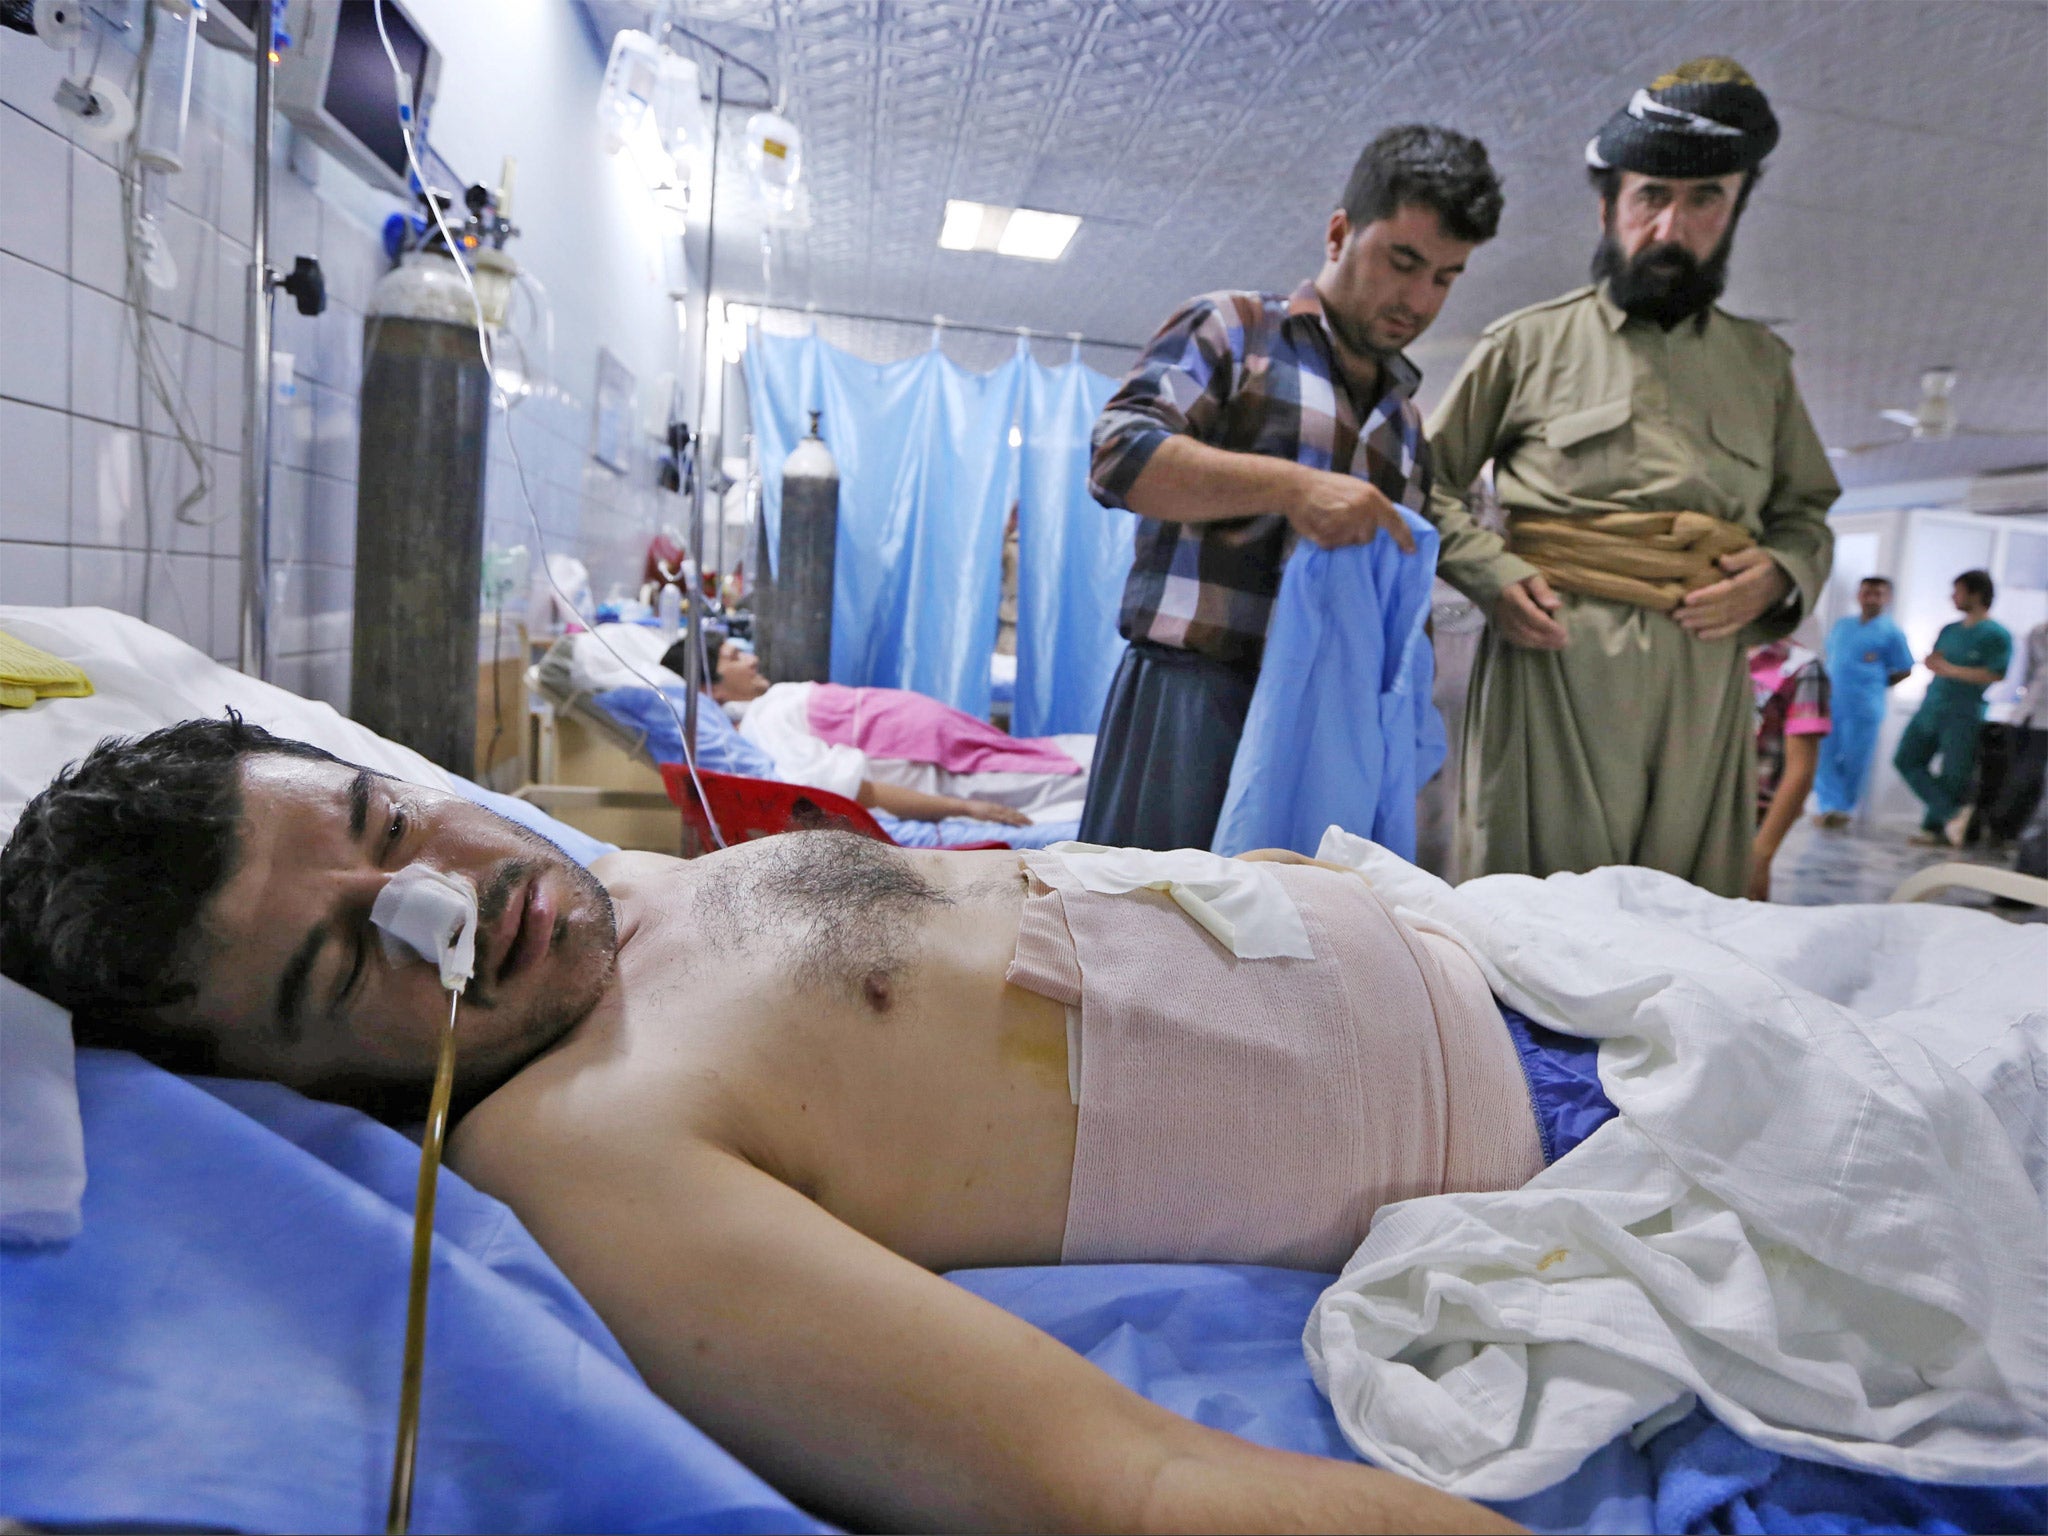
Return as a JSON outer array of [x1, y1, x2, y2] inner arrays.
[[1081, 125, 1504, 850]]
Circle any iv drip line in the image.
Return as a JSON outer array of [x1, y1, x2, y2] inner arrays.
[[369, 4, 736, 1529], [367, 0, 727, 852], [384, 987, 461, 1536]]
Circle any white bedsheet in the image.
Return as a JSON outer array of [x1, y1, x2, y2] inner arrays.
[[735, 681, 872, 802], [557, 622, 686, 694], [0, 607, 458, 841], [740, 681, 1091, 824], [1306, 828, 2048, 1499], [859, 754, 1091, 826]]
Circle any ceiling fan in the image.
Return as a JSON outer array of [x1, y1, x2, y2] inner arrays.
[[1830, 367, 2047, 457]]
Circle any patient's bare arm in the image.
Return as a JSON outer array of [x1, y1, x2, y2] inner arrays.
[[860, 779, 1032, 828], [457, 1123, 1521, 1535]]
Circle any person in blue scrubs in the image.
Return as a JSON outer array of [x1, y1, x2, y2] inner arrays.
[[1812, 576, 1913, 826], [1894, 569, 2013, 845]]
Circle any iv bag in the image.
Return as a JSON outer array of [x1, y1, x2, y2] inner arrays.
[[598, 30, 708, 167], [136, 0, 196, 176], [598, 30, 660, 154], [744, 112, 802, 211]]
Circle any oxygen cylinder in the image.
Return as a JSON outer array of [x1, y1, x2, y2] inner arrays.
[[658, 582, 682, 645], [773, 410, 838, 682], [351, 262, 492, 774]]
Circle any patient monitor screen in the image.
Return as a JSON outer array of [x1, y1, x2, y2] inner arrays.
[[325, 0, 429, 187], [216, 0, 263, 37]]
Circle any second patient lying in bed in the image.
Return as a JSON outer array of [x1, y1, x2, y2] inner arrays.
[[4, 717, 1540, 1533], [562, 624, 1092, 830]]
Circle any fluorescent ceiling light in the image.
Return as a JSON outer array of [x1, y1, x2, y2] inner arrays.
[[996, 207, 1081, 261], [940, 199, 994, 250], [939, 199, 1081, 260]]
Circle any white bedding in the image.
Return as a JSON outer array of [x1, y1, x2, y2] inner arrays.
[[553, 622, 685, 694], [738, 683, 1092, 824], [1306, 828, 2048, 1498], [733, 680, 873, 803], [0, 606, 458, 842]]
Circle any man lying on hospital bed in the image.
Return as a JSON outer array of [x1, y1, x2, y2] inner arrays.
[[6, 717, 2044, 1532], [547, 622, 1093, 830]]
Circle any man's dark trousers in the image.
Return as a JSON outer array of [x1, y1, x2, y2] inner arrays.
[[1078, 640, 1258, 852]]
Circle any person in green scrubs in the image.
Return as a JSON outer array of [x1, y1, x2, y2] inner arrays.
[[1895, 569, 2012, 845]]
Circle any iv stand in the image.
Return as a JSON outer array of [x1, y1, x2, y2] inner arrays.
[[681, 60, 724, 771], [237, 31, 274, 680], [657, 19, 769, 780]]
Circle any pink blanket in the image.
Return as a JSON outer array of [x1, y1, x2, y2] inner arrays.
[[807, 683, 1081, 776]]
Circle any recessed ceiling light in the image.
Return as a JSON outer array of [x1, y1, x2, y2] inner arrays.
[[996, 207, 1081, 261], [938, 199, 1082, 260], [939, 199, 988, 251]]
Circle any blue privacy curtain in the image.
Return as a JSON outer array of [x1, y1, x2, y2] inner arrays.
[[744, 328, 1021, 716], [1014, 352, 1126, 737]]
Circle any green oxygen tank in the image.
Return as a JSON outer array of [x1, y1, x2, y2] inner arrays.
[[772, 409, 838, 682], [350, 254, 491, 774]]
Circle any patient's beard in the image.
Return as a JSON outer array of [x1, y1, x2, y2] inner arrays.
[[449, 817, 621, 1111]]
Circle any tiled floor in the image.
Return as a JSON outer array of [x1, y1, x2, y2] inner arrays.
[[1771, 818, 2048, 924]]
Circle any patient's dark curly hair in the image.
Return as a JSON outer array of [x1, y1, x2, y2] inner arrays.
[[1, 713, 346, 1068]]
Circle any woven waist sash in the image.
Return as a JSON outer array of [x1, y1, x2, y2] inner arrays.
[[1505, 510, 1754, 613]]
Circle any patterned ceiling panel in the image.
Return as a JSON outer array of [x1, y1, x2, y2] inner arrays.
[[589, 0, 2048, 487]]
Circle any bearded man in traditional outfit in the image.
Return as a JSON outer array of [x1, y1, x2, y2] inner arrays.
[[1423, 57, 1838, 895]]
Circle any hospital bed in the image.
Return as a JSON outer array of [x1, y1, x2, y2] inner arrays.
[[524, 627, 1086, 853], [3, 606, 2040, 1535], [1891, 859, 2048, 908]]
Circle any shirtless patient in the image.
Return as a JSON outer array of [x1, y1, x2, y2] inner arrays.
[[3, 718, 1534, 1534]]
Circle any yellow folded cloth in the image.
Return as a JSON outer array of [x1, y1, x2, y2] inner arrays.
[[1506, 510, 1755, 613], [0, 628, 94, 709]]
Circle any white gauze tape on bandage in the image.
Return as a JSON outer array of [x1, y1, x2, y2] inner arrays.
[[1039, 843, 1315, 960], [370, 865, 479, 991]]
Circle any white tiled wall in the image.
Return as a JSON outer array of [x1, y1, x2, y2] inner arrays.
[[2, 18, 690, 720], [0, 28, 378, 704]]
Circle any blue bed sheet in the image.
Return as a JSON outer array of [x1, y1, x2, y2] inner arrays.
[[593, 684, 782, 779], [873, 810, 1081, 849], [0, 1051, 826, 1535], [957, 1266, 2046, 1536], [9, 1059, 2036, 1536]]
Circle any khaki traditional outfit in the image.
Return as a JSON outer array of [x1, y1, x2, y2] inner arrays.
[[1424, 61, 1838, 896]]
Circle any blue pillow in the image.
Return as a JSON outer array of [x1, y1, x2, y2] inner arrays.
[[594, 687, 781, 778], [453, 780, 620, 867]]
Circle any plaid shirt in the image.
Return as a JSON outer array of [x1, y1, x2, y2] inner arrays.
[[1751, 641, 1832, 817], [1089, 283, 1432, 669]]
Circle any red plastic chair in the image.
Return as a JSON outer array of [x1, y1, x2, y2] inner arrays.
[[658, 764, 1011, 856]]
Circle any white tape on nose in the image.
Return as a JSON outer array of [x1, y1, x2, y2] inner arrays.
[[370, 865, 478, 991]]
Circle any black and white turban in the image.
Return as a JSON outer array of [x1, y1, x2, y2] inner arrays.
[[1586, 56, 1778, 179]]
